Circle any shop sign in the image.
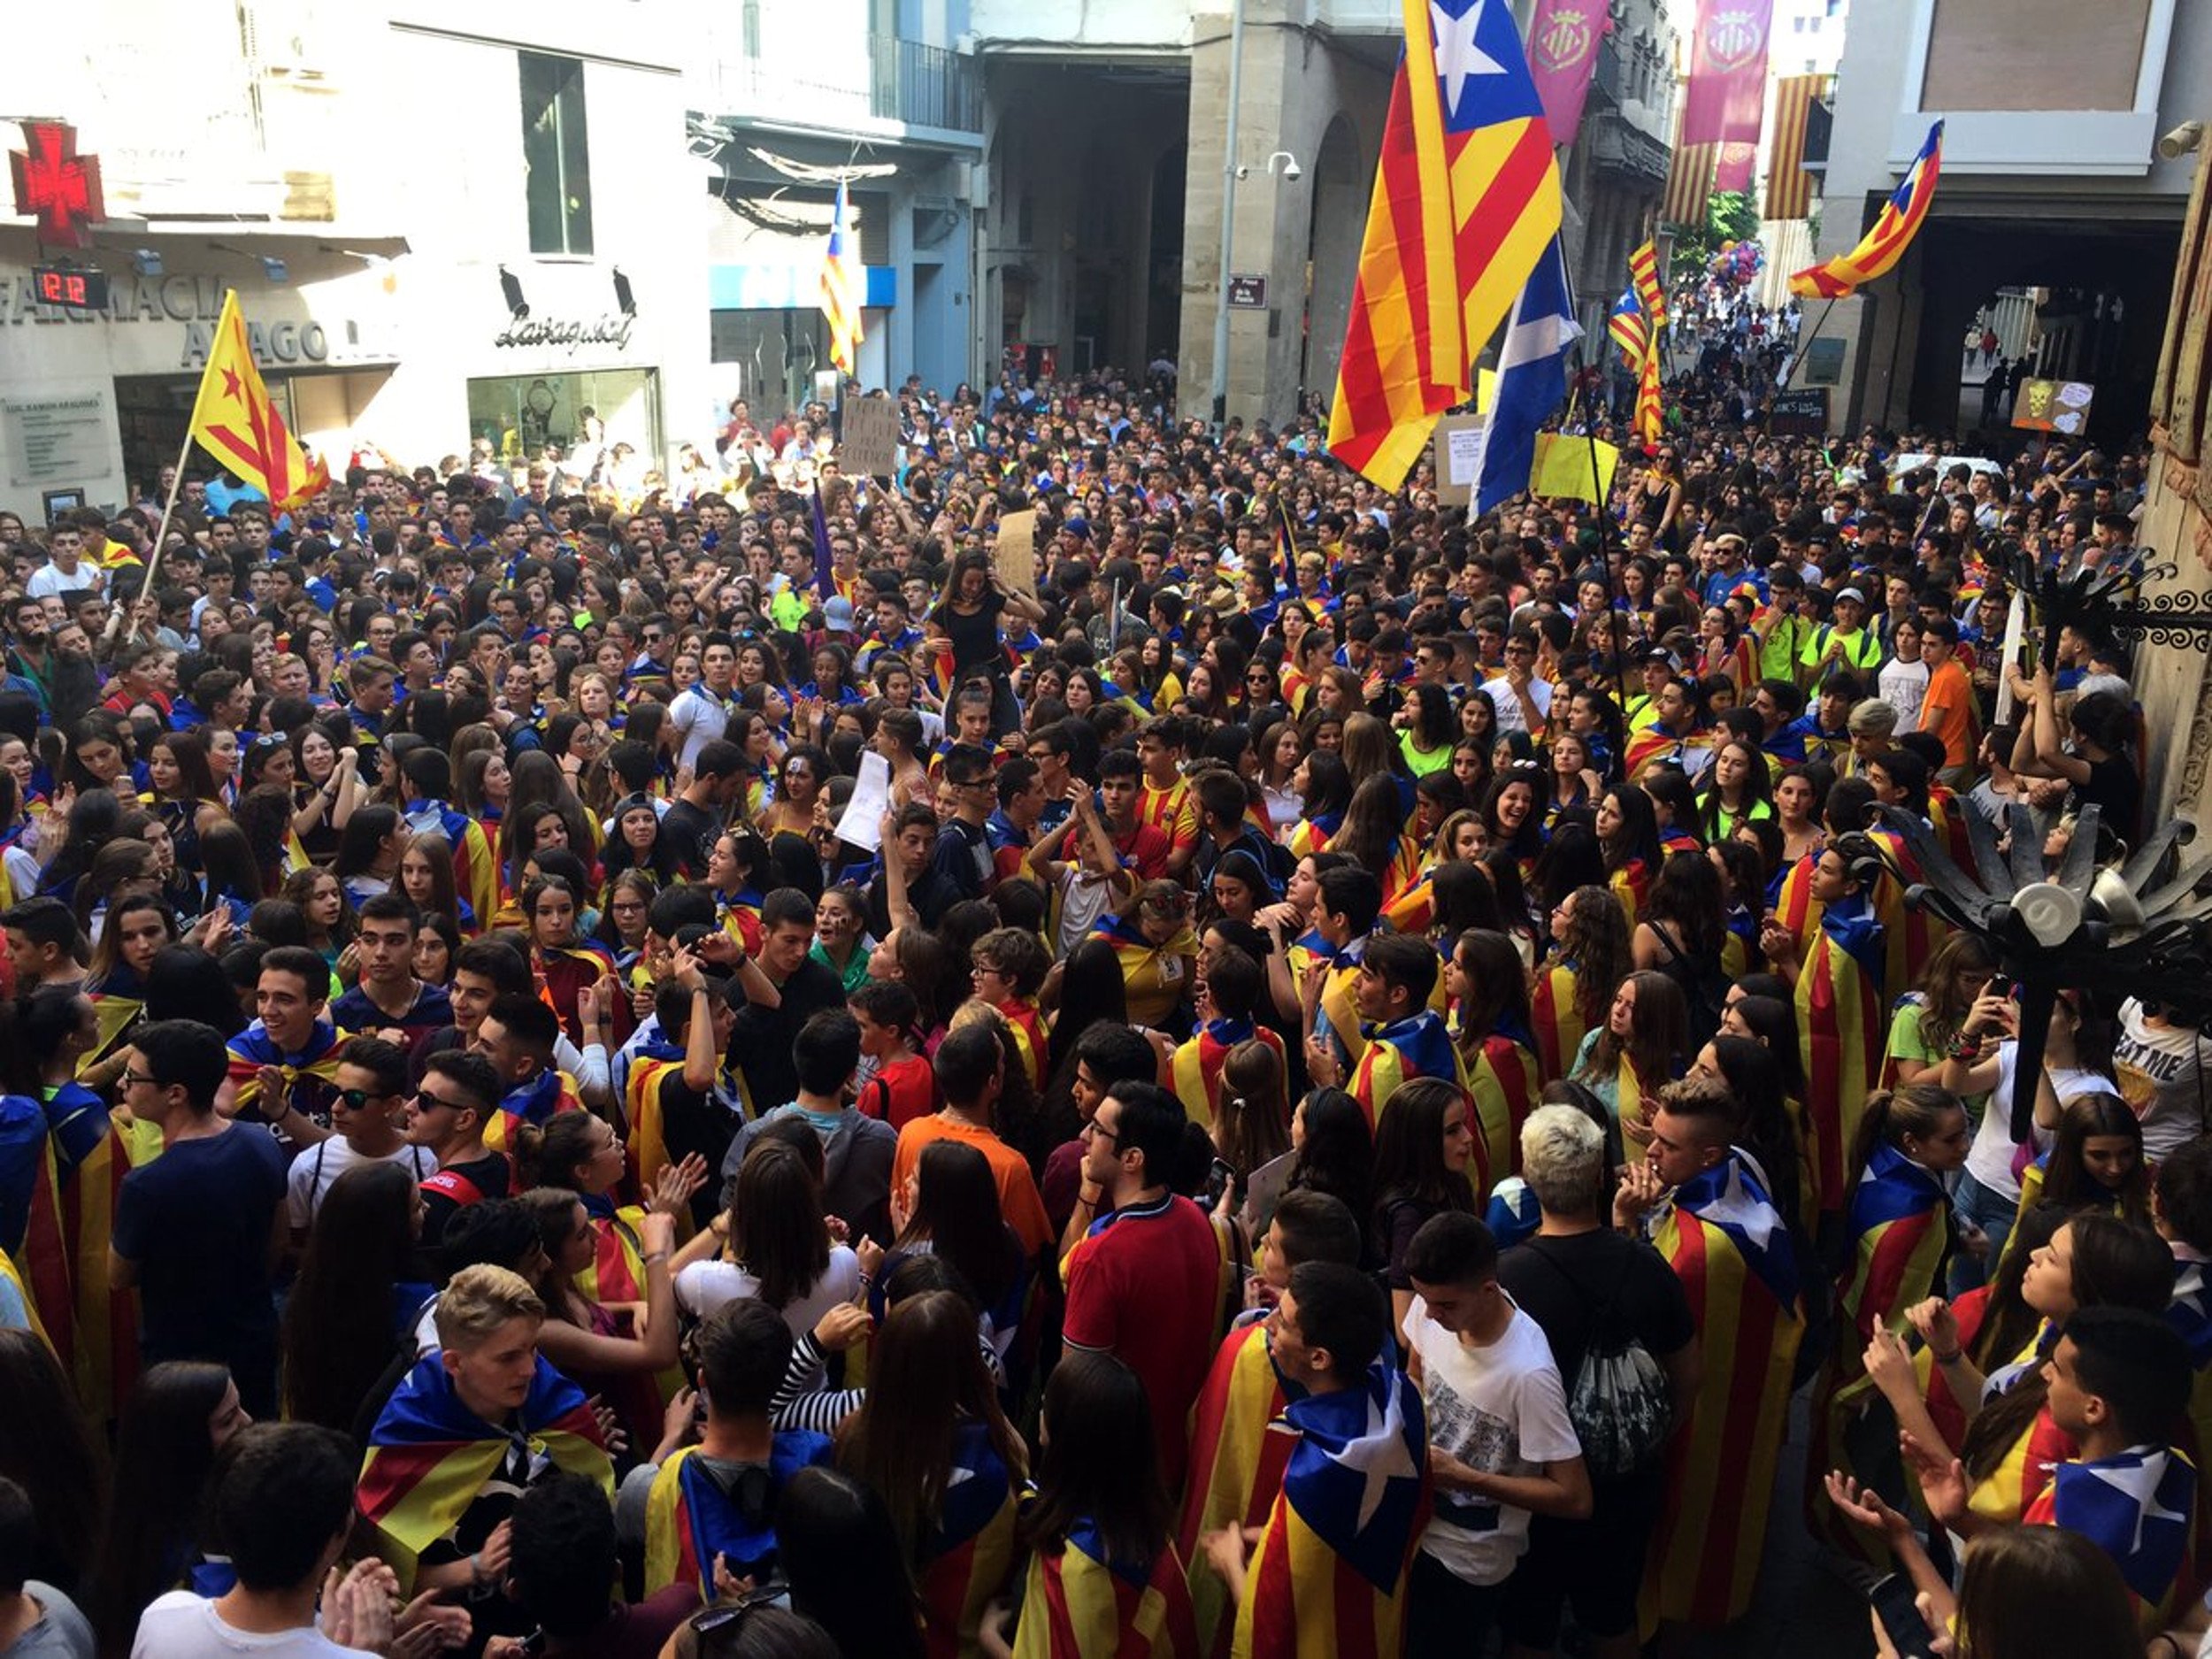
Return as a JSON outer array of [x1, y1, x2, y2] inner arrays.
[[492, 314, 636, 354], [0, 271, 381, 368], [3, 390, 111, 489]]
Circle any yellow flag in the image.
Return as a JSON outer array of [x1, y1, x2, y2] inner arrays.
[[1529, 432, 1618, 503], [188, 290, 311, 506], [1476, 368, 1499, 413]]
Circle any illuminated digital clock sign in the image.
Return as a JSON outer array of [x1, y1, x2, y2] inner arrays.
[[32, 265, 109, 311]]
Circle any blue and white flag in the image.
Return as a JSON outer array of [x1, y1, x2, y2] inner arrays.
[[1474, 235, 1582, 514]]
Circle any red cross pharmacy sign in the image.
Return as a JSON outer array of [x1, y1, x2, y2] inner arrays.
[[11, 122, 104, 249]]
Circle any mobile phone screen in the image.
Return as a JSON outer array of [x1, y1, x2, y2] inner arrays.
[[1866, 1575, 1938, 1659]]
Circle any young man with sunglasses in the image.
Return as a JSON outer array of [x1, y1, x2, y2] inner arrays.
[[408, 1050, 510, 1249], [286, 1034, 438, 1242]]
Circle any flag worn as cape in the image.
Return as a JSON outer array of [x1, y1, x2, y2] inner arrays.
[[641, 1433, 834, 1600], [1172, 1020, 1284, 1129], [1230, 1361, 1428, 1659], [357, 1352, 611, 1590], [1797, 895, 1884, 1218], [1642, 1152, 1804, 1630], [1350, 1010, 1469, 1134], [1012, 1525, 1200, 1659], [1180, 1323, 1297, 1659], [2026, 1445, 2197, 1615], [917, 1418, 1020, 1659], [1529, 961, 1587, 1084]]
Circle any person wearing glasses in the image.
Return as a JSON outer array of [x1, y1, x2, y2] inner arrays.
[[283, 1034, 437, 1240], [407, 1050, 511, 1250], [110, 1018, 290, 1418], [933, 744, 998, 904]]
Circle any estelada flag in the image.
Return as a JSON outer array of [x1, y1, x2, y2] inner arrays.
[[1012, 1525, 1201, 1659], [917, 1419, 1020, 1659], [641, 1433, 833, 1598], [1326, 0, 1563, 489], [1792, 119, 1943, 299], [1641, 1153, 1803, 1629], [1231, 1360, 1427, 1659], [357, 1352, 611, 1591], [187, 291, 315, 507], [1180, 1324, 1294, 1659]]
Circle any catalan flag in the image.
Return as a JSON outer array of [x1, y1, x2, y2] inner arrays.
[[2026, 1446, 2198, 1615], [1529, 960, 1588, 1082], [1464, 1029, 1540, 1182], [1663, 136, 1717, 227], [357, 1353, 611, 1591], [1172, 1018, 1283, 1128], [1274, 495, 1301, 597], [818, 180, 864, 376], [1765, 74, 1825, 219], [1348, 1009, 1469, 1133], [1607, 288, 1647, 371], [1180, 1325, 1296, 1659], [1794, 895, 1884, 1220], [187, 291, 319, 508], [1229, 1360, 1427, 1659], [1791, 119, 1943, 299], [1327, 0, 1564, 489], [918, 1419, 1020, 1659], [1011, 1525, 1201, 1659], [1628, 238, 1668, 442], [642, 1434, 834, 1598], [1641, 1153, 1803, 1629]]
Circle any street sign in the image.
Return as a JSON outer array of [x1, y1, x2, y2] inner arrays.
[[1226, 274, 1267, 309]]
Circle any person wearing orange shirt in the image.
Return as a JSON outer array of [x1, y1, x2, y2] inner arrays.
[[1916, 618, 1978, 788], [890, 1022, 1053, 1259]]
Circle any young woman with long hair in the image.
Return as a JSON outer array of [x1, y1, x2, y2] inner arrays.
[[1571, 969, 1689, 1159], [518, 1180, 682, 1449], [1254, 718, 1305, 838], [1331, 773, 1420, 910], [1542, 730, 1601, 827], [1482, 761, 1547, 880], [0, 1329, 101, 1601], [1595, 784, 1664, 925], [1285, 749, 1353, 860], [1772, 764, 1825, 865], [1284, 1087, 1374, 1259], [836, 1288, 1028, 1657], [1212, 1037, 1292, 1207], [280, 1161, 433, 1433], [1444, 929, 1542, 1185], [1004, 1353, 1192, 1659], [1371, 1076, 1479, 1330], [2013, 1092, 2151, 1229], [672, 1138, 862, 1340], [84, 1360, 249, 1654], [279, 865, 353, 965], [882, 1138, 1028, 1379], [1630, 849, 1732, 1036], [1529, 884, 1633, 1083], [334, 802, 404, 909], [1694, 736, 1774, 845]]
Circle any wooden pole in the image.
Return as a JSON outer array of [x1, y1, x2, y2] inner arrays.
[[106, 427, 197, 651]]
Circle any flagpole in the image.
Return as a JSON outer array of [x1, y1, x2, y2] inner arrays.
[[109, 426, 198, 651], [1571, 350, 1631, 719], [1780, 297, 1836, 390]]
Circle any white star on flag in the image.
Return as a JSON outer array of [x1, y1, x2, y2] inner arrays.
[[1698, 1163, 1780, 1255], [2086, 1450, 2190, 1555], [1326, 1382, 1419, 1532], [1432, 0, 1506, 119]]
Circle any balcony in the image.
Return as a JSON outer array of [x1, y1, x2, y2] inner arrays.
[[874, 39, 982, 133], [703, 36, 979, 137]]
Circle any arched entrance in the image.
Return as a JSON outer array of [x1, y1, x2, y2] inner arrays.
[[1302, 114, 1366, 406]]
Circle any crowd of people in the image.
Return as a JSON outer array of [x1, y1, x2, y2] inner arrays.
[[0, 334, 2193, 1659]]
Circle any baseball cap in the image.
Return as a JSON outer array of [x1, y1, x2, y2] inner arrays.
[[823, 596, 856, 631], [1835, 586, 1866, 604]]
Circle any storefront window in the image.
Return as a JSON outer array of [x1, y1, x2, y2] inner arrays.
[[710, 310, 826, 422], [465, 369, 660, 488], [119, 373, 298, 503]]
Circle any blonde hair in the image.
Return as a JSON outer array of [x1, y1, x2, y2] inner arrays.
[[434, 1263, 545, 1351], [1519, 1103, 1605, 1214]]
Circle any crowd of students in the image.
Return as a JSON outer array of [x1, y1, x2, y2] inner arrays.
[[0, 343, 2195, 1659]]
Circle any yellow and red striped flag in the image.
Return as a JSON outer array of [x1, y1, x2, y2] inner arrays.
[[818, 180, 863, 374], [1629, 237, 1667, 441], [1791, 119, 1942, 299], [187, 291, 316, 507], [1765, 73, 1825, 219], [1663, 135, 1717, 227], [1607, 288, 1647, 371], [1326, 0, 1563, 490]]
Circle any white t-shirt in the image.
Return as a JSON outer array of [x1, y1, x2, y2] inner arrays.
[[131, 1592, 373, 1658], [1878, 656, 1929, 728], [2114, 999, 2212, 1163], [667, 683, 732, 772], [1401, 1294, 1580, 1586], [285, 1138, 438, 1231], [1482, 675, 1555, 737], [675, 1244, 863, 1345], [1962, 1046, 2105, 1199]]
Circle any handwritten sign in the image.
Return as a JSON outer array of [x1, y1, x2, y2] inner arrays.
[[840, 395, 900, 478], [995, 508, 1038, 595]]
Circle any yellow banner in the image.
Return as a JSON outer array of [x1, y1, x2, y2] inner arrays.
[[1530, 432, 1618, 503]]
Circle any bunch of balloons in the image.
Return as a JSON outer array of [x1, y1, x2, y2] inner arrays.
[[1708, 240, 1764, 288]]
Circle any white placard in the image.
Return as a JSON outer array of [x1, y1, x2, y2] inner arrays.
[[4, 391, 111, 490], [1445, 423, 1487, 486], [835, 750, 892, 852]]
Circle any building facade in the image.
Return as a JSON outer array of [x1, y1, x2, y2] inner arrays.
[[1810, 0, 2200, 437]]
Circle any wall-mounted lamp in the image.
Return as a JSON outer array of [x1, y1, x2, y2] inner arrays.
[[612, 266, 636, 318], [498, 265, 530, 321]]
